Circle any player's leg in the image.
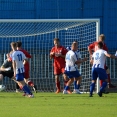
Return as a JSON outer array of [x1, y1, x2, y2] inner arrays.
[[24, 71, 37, 93], [12, 77, 22, 92], [73, 76, 82, 94], [0, 71, 7, 81], [72, 70, 82, 94], [63, 71, 73, 94], [16, 73, 33, 98], [89, 68, 97, 97], [0, 74, 3, 81], [106, 67, 116, 88], [54, 67, 61, 93], [98, 68, 108, 97], [55, 75, 61, 93], [5, 71, 20, 93], [63, 73, 72, 93], [62, 68, 71, 93]]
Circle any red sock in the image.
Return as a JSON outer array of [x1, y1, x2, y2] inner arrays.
[[56, 81, 60, 90], [27, 81, 34, 87], [19, 85, 23, 90], [100, 80, 103, 87]]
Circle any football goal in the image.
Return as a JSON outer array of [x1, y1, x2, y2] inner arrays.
[[0, 19, 100, 93]]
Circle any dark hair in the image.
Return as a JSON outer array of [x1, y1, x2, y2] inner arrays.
[[16, 41, 22, 47], [54, 38, 60, 42], [97, 41, 103, 49], [10, 42, 16, 48]]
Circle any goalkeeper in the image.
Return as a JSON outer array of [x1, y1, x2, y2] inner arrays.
[[0, 53, 18, 84]]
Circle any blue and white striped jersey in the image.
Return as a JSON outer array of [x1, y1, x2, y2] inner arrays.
[[92, 49, 107, 69], [12, 50, 26, 74], [65, 50, 79, 71], [66, 46, 81, 59]]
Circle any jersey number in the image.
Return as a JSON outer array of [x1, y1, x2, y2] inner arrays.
[[95, 53, 99, 60], [17, 54, 22, 61]]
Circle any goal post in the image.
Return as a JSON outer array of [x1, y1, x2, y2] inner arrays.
[[0, 19, 100, 93]]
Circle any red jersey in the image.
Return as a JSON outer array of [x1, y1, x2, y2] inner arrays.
[[50, 46, 67, 68], [19, 49, 31, 71], [88, 41, 108, 52]]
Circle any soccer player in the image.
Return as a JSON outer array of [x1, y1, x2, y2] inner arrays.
[[89, 41, 117, 97], [66, 41, 82, 93], [0, 53, 18, 84], [63, 42, 87, 94], [10, 42, 34, 98], [16, 41, 37, 93], [88, 34, 116, 88], [50, 38, 70, 93]]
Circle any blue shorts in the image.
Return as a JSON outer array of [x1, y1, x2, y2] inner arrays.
[[64, 70, 81, 79], [92, 68, 107, 80], [16, 73, 24, 81]]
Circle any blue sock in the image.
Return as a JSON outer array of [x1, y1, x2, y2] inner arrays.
[[64, 86, 69, 91], [77, 84, 80, 90], [23, 85, 32, 95], [100, 82, 107, 92], [74, 81, 77, 89], [90, 83, 95, 95]]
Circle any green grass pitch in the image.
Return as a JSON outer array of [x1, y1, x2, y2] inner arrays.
[[0, 92, 117, 117]]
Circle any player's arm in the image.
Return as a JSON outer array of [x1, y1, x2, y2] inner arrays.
[[76, 52, 82, 68], [22, 53, 28, 64], [90, 56, 94, 65], [24, 50, 31, 58], [50, 48, 55, 59], [0, 66, 11, 72], [23, 59, 28, 65], [88, 43, 95, 57], [72, 52, 88, 64], [0, 60, 11, 71], [12, 60, 16, 77], [75, 57, 88, 64], [105, 52, 117, 59]]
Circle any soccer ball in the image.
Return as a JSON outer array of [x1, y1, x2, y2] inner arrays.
[[0, 85, 6, 91]]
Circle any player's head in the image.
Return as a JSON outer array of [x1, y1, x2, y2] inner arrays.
[[16, 41, 22, 48], [6, 52, 12, 61], [10, 42, 17, 51], [54, 38, 60, 47], [98, 34, 105, 43], [72, 41, 78, 48], [97, 41, 103, 49], [71, 42, 78, 51]]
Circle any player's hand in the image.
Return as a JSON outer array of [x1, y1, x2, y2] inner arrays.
[[83, 57, 88, 61], [90, 59, 93, 65], [5, 67, 11, 71], [50, 52, 55, 55], [90, 54, 93, 59], [55, 53, 62, 57]]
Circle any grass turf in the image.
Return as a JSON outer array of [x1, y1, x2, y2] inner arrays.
[[0, 92, 117, 117]]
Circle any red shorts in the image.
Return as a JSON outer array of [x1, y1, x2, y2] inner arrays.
[[54, 67, 65, 75]]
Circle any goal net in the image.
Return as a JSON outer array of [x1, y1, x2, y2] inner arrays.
[[0, 19, 100, 93]]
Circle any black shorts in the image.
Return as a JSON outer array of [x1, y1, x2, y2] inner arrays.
[[0, 71, 14, 79]]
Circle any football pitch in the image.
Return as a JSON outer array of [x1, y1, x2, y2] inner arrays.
[[0, 92, 117, 117]]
